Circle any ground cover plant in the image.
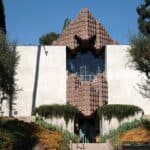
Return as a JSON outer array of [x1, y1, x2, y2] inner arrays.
[[0, 117, 62, 150], [35, 117, 78, 150], [100, 119, 150, 149]]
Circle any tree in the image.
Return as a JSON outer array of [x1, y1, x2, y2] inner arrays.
[[0, 33, 19, 116], [39, 32, 59, 45], [129, 0, 150, 98], [137, 0, 150, 37], [0, 0, 6, 34]]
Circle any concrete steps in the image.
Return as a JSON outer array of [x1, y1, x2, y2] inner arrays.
[[70, 143, 113, 150]]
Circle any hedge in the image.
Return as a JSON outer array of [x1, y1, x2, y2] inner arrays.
[[97, 104, 143, 122], [34, 104, 79, 125]]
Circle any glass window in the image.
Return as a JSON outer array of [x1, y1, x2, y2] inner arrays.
[[67, 50, 105, 81]]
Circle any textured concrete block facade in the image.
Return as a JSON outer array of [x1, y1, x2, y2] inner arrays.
[[53, 8, 116, 53], [67, 73, 107, 116]]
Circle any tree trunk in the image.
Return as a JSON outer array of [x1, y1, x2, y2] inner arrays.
[[9, 95, 13, 117]]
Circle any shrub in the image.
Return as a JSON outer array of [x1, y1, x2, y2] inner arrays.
[[97, 104, 143, 122], [141, 119, 150, 130], [0, 117, 36, 150], [0, 117, 63, 150], [34, 104, 79, 125]]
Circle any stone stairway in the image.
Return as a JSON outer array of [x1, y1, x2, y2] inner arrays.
[[70, 143, 113, 150]]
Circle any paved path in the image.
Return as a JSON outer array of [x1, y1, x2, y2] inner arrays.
[[70, 143, 114, 150], [15, 116, 36, 123]]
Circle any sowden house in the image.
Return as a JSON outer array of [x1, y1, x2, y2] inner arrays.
[[1, 8, 150, 142]]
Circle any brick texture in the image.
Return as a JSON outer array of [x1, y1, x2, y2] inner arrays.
[[53, 8, 115, 116], [53, 8, 116, 53], [67, 73, 107, 116]]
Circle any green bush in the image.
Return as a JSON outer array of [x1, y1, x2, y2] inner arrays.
[[34, 104, 79, 125], [141, 119, 150, 130], [0, 118, 36, 150], [97, 104, 143, 122]]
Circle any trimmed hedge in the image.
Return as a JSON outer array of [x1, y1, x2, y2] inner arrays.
[[34, 104, 79, 124], [97, 104, 143, 122]]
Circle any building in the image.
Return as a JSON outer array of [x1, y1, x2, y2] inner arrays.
[[0, 8, 149, 142]]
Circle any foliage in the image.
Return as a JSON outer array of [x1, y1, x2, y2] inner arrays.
[[0, 0, 6, 34], [0, 33, 19, 116], [100, 119, 150, 149], [0, 117, 63, 150], [39, 32, 59, 45], [129, 34, 150, 98], [35, 117, 78, 150], [33, 122, 62, 150], [137, 0, 150, 37], [34, 104, 79, 125], [141, 118, 150, 130], [129, 34, 150, 79], [62, 18, 71, 31], [97, 104, 143, 122], [0, 117, 36, 150], [129, 0, 150, 98], [100, 119, 143, 143]]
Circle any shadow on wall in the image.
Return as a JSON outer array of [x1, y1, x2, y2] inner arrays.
[[32, 45, 41, 115]]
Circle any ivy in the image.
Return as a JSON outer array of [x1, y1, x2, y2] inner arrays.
[[97, 104, 143, 122], [34, 104, 79, 125]]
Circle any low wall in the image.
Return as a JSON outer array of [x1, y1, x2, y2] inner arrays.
[[100, 112, 143, 135], [44, 117, 74, 133]]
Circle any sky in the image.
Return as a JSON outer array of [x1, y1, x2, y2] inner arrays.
[[4, 0, 143, 45]]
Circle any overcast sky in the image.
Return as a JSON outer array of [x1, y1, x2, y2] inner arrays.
[[4, 0, 143, 45]]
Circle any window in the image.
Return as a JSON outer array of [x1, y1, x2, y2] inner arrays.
[[67, 50, 105, 81]]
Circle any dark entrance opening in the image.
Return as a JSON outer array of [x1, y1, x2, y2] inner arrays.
[[74, 113, 99, 143]]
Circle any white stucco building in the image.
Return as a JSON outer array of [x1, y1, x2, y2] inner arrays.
[[1, 45, 148, 116], [0, 8, 149, 142]]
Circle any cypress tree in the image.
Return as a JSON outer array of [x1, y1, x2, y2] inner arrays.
[[137, 0, 150, 36], [0, 0, 6, 34]]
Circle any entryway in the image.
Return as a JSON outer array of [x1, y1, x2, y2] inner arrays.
[[74, 113, 99, 143]]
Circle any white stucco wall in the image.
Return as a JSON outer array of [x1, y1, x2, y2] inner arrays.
[[36, 46, 66, 107], [1, 46, 67, 116], [15, 46, 38, 116], [106, 45, 150, 115], [45, 117, 74, 133], [100, 112, 142, 135]]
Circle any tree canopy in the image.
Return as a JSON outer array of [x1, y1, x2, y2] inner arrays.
[[0, 0, 6, 34], [39, 32, 59, 45], [137, 0, 150, 37], [0, 33, 19, 116], [129, 0, 150, 98]]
